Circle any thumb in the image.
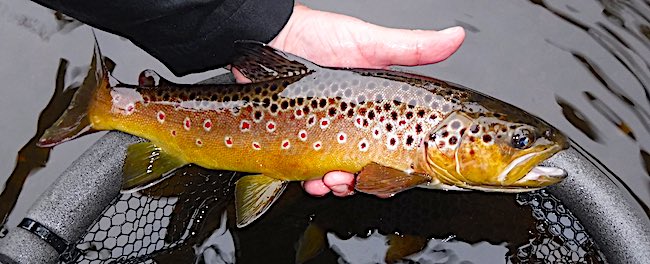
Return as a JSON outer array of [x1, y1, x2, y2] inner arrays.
[[363, 26, 465, 67]]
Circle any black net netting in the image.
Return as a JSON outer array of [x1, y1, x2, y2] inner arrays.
[[61, 166, 606, 264]]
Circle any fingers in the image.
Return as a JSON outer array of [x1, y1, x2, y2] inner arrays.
[[322, 171, 355, 197], [363, 26, 466, 67], [303, 171, 355, 197], [230, 67, 251, 84]]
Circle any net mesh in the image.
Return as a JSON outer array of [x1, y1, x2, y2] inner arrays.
[[61, 168, 606, 264]]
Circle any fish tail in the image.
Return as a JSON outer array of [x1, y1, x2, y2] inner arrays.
[[37, 39, 111, 148]]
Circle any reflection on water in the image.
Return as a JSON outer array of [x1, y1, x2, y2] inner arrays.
[[0, 59, 73, 230], [556, 97, 600, 141]]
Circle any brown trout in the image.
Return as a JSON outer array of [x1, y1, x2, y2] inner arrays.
[[38, 40, 569, 227]]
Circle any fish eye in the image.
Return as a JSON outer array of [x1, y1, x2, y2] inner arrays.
[[512, 128, 534, 149]]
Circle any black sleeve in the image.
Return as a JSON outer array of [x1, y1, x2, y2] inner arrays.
[[31, 0, 295, 76]]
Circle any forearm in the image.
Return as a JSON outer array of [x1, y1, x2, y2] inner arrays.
[[32, 0, 294, 75]]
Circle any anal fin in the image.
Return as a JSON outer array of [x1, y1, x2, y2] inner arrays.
[[355, 163, 430, 196], [122, 142, 187, 192], [235, 174, 287, 228]]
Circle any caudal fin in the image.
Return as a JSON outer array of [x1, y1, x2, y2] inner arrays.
[[37, 37, 109, 148]]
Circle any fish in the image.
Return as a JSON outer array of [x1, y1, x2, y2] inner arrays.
[[37, 39, 570, 227]]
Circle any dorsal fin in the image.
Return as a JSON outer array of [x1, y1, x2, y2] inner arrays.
[[138, 69, 175, 87], [232, 40, 319, 82]]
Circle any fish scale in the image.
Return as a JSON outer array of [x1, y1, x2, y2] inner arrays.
[[38, 39, 569, 227]]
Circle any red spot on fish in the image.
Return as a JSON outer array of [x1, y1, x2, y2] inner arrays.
[[171, 130, 176, 136], [281, 139, 290, 149], [320, 118, 330, 129], [240, 120, 251, 132], [126, 105, 134, 112], [469, 149, 475, 155], [183, 117, 191, 131], [337, 132, 347, 144], [313, 141, 322, 150], [224, 136, 233, 147], [379, 116, 385, 122], [195, 139, 203, 146], [252, 142, 261, 150], [267, 122, 275, 130], [203, 119, 212, 131], [399, 120, 406, 126], [157, 111, 166, 123], [298, 130, 308, 141]]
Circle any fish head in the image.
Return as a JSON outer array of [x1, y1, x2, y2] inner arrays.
[[422, 111, 569, 192]]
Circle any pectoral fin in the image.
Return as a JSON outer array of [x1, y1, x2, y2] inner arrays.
[[122, 142, 187, 192], [235, 174, 287, 228], [355, 163, 431, 196]]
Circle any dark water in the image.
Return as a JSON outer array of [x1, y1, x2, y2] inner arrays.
[[1, 0, 649, 263]]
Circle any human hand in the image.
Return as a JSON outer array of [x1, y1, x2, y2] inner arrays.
[[234, 4, 465, 197]]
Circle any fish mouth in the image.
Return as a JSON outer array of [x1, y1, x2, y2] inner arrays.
[[459, 144, 568, 192]]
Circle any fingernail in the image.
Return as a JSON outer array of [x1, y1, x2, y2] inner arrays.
[[330, 184, 351, 194], [440, 26, 463, 35]]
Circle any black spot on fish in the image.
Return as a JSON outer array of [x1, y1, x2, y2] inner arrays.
[[429, 114, 437, 120], [311, 99, 318, 109], [270, 84, 278, 91], [163, 93, 170, 101], [271, 94, 279, 101], [282, 81, 290, 87], [254, 111, 262, 120], [367, 110, 376, 120], [449, 136, 457, 145], [319, 99, 327, 108], [415, 124, 423, 134], [482, 134, 492, 143], [405, 111, 414, 119], [417, 110, 426, 118], [383, 103, 392, 111], [363, 119, 369, 127], [441, 130, 449, 138], [340, 102, 348, 111], [211, 94, 219, 101], [242, 96, 250, 102], [406, 135, 414, 146], [460, 128, 466, 136], [262, 98, 271, 108], [281, 101, 289, 110], [270, 104, 279, 113], [297, 98, 304, 105], [254, 86, 262, 94], [289, 99, 296, 107], [303, 106, 310, 115], [261, 89, 269, 96], [390, 137, 397, 146], [386, 123, 393, 132], [391, 111, 398, 121], [347, 109, 355, 118], [328, 107, 337, 117]]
